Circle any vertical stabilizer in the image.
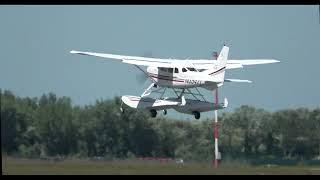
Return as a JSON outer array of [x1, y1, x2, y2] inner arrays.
[[205, 45, 229, 83]]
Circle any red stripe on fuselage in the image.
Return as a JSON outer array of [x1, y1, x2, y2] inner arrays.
[[148, 73, 185, 82], [209, 67, 226, 75]]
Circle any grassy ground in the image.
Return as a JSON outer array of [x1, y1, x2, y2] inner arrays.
[[2, 157, 320, 175]]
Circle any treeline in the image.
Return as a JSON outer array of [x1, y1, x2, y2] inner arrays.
[[1, 89, 320, 162]]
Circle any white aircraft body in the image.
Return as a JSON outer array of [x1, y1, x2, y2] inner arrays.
[[70, 45, 279, 119]]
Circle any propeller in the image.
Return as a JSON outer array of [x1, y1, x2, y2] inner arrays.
[[134, 51, 154, 85], [135, 70, 149, 85]]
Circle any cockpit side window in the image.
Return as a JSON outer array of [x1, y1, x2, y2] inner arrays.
[[187, 67, 196, 71], [159, 67, 166, 72], [174, 68, 179, 73], [182, 68, 187, 72]]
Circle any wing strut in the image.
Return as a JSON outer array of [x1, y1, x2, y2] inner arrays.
[[187, 89, 200, 101], [195, 87, 207, 102]]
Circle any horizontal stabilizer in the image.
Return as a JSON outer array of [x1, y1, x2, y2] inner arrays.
[[228, 59, 280, 65], [224, 79, 252, 83]]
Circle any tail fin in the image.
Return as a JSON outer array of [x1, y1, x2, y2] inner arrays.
[[205, 45, 229, 83]]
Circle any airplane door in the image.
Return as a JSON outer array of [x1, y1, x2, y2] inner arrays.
[[176, 68, 186, 79]]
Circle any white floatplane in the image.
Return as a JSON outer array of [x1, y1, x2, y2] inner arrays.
[[70, 45, 279, 119]]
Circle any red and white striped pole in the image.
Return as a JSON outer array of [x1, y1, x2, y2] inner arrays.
[[212, 50, 220, 168], [213, 88, 219, 168]]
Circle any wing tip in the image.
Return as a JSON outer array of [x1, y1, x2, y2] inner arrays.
[[272, 59, 281, 63]]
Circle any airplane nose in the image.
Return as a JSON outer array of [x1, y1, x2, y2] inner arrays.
[[146, 66, 151, 73], [147, 66, 156, 73]]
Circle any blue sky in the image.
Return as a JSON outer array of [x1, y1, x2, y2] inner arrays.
[[0, 5, 319, 119]]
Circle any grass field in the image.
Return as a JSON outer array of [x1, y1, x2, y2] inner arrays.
[[2, 157, 320, 175]]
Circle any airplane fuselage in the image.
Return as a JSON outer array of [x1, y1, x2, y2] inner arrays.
[[147, 66, 218, 90]]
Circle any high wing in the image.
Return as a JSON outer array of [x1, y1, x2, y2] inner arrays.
[[70, 50, 280, 69], [70, 50, 174, 68], [190, 59, 280, 70]]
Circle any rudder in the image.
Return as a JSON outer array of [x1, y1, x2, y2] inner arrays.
[[206, 45, 229, 83]]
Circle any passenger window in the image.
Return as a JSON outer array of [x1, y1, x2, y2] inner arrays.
[[168, 68, 173, 73], [187, 67, 196, 71], [182, 68, 187, 72], [174, 68, 179, 73]]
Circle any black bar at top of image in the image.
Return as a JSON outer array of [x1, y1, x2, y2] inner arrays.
[[0, 0, 319, 5]]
